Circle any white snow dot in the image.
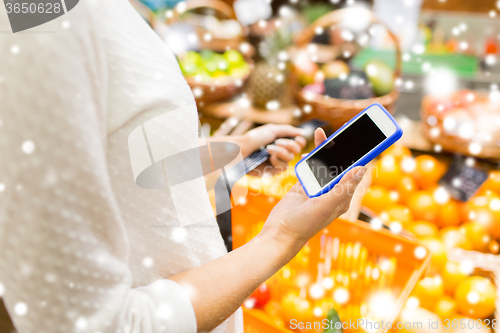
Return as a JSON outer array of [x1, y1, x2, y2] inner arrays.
[[62, 20, 71, 29], [467, 291, 480, 304], [266, 100, 280, 110], [465, 157, 475, 167], [142, 256, 154, 268], [14, 302, 28, 316], [187, 33, 198, 44], [0, 183, 5, 192], [452, 178, 462, 187], [171, 228, 187, 243], [22, 140, 35, 154], [193, 87, 203, 98], [75, 316, 88, 330], [469, 142, 482, 155], [370, 218, 383, 230], [427, 115, 437, 126], [414, 246, 427, 259], [0, 282, 4, 296], [11, 45, 20, 54], [486, 55, 497, 66], [244, 298, 256, 309], [203, 33, 212, 42], [157, 303, 172, 320], [389, 222, 402, 233], [45, 273, 57, 283]]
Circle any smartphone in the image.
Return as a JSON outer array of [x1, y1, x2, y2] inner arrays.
[[295, 103, 402, 198]]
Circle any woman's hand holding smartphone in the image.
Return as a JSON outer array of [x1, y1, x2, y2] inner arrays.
[[260, 104, 402, 254], [259, 128, 367, 254]]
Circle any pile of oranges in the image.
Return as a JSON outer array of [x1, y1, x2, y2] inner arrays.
[[362, 144, 499, 330], [363, 144, 500, 254]]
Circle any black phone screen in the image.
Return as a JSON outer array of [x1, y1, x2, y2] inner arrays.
[[306, 114, 387, 187]]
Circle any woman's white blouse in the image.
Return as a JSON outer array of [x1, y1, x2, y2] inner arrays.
[[0, 1, 242, 332]]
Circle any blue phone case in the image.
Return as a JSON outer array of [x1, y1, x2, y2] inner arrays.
[[295, 103, 403, 198]]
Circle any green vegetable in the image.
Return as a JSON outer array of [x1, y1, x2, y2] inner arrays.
[[364, 60, 394, 96], [323, 308, 343, 333], [223, 49, 244, 65], [302, 4, 335, 24]]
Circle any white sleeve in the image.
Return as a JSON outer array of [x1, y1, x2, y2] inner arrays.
[[0, 4, 196, 333]]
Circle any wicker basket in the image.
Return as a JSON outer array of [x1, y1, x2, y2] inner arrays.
[[290, 8, 401, 129], [421, 93, 500, 160], [166, 0, 255, 105]]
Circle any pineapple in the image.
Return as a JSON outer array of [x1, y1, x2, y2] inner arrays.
[[249, 26, 293, 109]]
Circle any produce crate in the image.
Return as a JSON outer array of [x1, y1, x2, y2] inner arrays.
[[231, 180, 431, 333]]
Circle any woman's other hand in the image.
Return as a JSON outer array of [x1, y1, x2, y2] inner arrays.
[[242, 124, 307, 169], [260, 128, 367, 255]]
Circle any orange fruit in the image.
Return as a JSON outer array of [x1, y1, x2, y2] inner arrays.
[[372, 155, 404, 190], [462, 194, 500, 238], [489, 239, 500, 254], [411, 276, 444, 310], [436, 200, 461, 228], [381, 144, 412, 161], [280, 292, 313, 325], [421, 237, 448, 275], [407, 191, 440, 223], [434, 295, 457, 319], [407, 220, 438, 238], [362, 186, 396, 214], [440, 227, 473, 250], [460, 221, 490, 252], [442, 261, 470, 295], [380, 204, 413, 226], [480, 170, 500, 194], [454, 276, 496, 319], [412, 155, 445, 189], [397, 176, 418, 204]]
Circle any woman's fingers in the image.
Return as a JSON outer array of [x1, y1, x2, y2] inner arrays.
[[269, 154, 289, 169], [267, 144, 295, 162], [314, 128, 327, 147], [268, 124, 305, 139], [294, 136, 307, 149], [275, 139, 303, 155]]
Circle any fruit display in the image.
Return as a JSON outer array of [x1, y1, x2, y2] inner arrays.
[[229, 142, 500, 332], [177, 49, 251, 84], [362, 144, 499, 331], [364, 145, 500, 255], [294, 59, 394, 101], [231, 169, 430, 333], [422, 89, 500, 159]]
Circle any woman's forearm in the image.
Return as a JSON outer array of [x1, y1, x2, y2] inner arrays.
[[169, 228, 302, 332]]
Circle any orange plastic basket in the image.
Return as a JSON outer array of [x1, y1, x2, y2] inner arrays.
[[231, 181, 431, 333]]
